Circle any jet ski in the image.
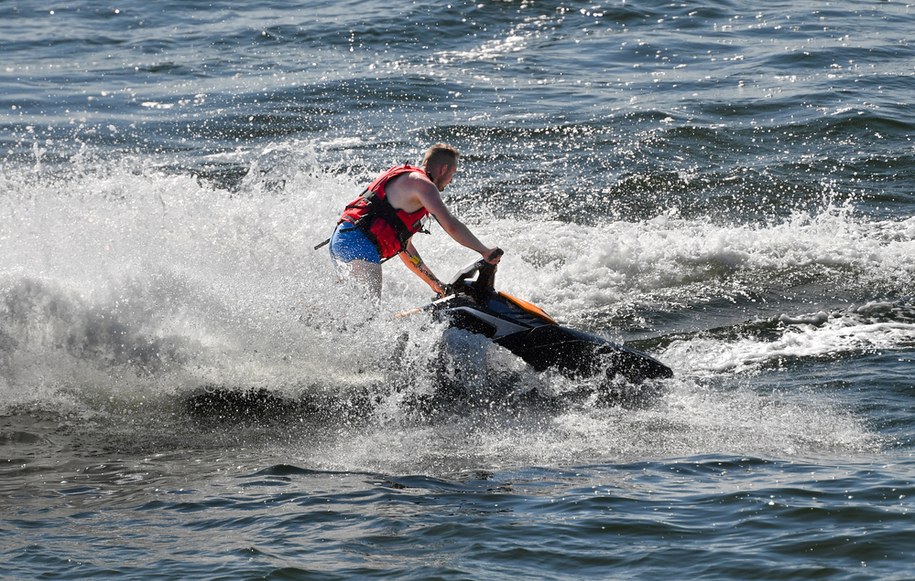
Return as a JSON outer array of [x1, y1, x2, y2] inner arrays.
[[183, 258, 672, 422], [429, 258, 673, 384]]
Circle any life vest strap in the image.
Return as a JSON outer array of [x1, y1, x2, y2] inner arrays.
[[353, 188, 414, 249]]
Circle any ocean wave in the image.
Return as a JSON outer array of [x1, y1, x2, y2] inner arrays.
[[661, 299, 915, 376]]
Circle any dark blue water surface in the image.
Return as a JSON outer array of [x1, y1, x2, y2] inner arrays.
[[2, 1, 914, 578]]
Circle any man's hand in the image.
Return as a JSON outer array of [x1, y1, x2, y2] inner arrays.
[[483, 247, 503, 264], [431, 280, 447, 297]]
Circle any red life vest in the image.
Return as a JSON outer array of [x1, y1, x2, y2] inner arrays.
[[339, 165, 430, 260]]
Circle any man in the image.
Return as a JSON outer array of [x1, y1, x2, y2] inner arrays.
[[327, 143, 501, 298]]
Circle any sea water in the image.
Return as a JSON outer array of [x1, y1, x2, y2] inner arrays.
[[1, 1, 913, 578]]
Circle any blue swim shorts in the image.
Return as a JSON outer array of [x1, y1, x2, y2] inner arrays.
[[329, 222, 381, 264]]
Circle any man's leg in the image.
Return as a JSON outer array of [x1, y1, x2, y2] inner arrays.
[[348, 259, 382, 299], [329, 223, 383, 299]]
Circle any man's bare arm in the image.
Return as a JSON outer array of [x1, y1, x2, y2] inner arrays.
[[415, 182, 501, 264], [399, 239, 446, 296]]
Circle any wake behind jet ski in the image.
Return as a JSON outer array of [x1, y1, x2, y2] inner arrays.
[[429, 258, 673, 384]]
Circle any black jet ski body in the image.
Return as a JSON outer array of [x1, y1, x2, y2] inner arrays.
[[431, 260, 673, 383]]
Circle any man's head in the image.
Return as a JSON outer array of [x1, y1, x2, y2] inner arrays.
[[421, 143, 460, 191]]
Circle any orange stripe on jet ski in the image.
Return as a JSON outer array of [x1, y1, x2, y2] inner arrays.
[[497, 292, 556, 324]]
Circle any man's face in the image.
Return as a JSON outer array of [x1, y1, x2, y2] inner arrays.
[[436, 163, 457, 191]]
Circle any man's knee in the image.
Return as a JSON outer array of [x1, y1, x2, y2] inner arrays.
[[348, 260, 383, 298]]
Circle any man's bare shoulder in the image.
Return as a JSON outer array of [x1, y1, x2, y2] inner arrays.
[[387, 171, 438, 210], [403, 169, 435, 188]]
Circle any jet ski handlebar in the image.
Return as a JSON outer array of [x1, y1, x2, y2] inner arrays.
[[442, 250, 502, 302]]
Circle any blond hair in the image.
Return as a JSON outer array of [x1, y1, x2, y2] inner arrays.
[[421, 143, 460, 171]]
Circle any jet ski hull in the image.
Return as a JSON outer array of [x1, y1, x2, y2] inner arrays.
[[495, 324, 673, 383], [433, 260, 673, 384]]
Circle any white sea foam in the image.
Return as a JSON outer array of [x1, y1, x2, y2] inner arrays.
[[295, 375, 879, 474], [1, 144, 908, 462]]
